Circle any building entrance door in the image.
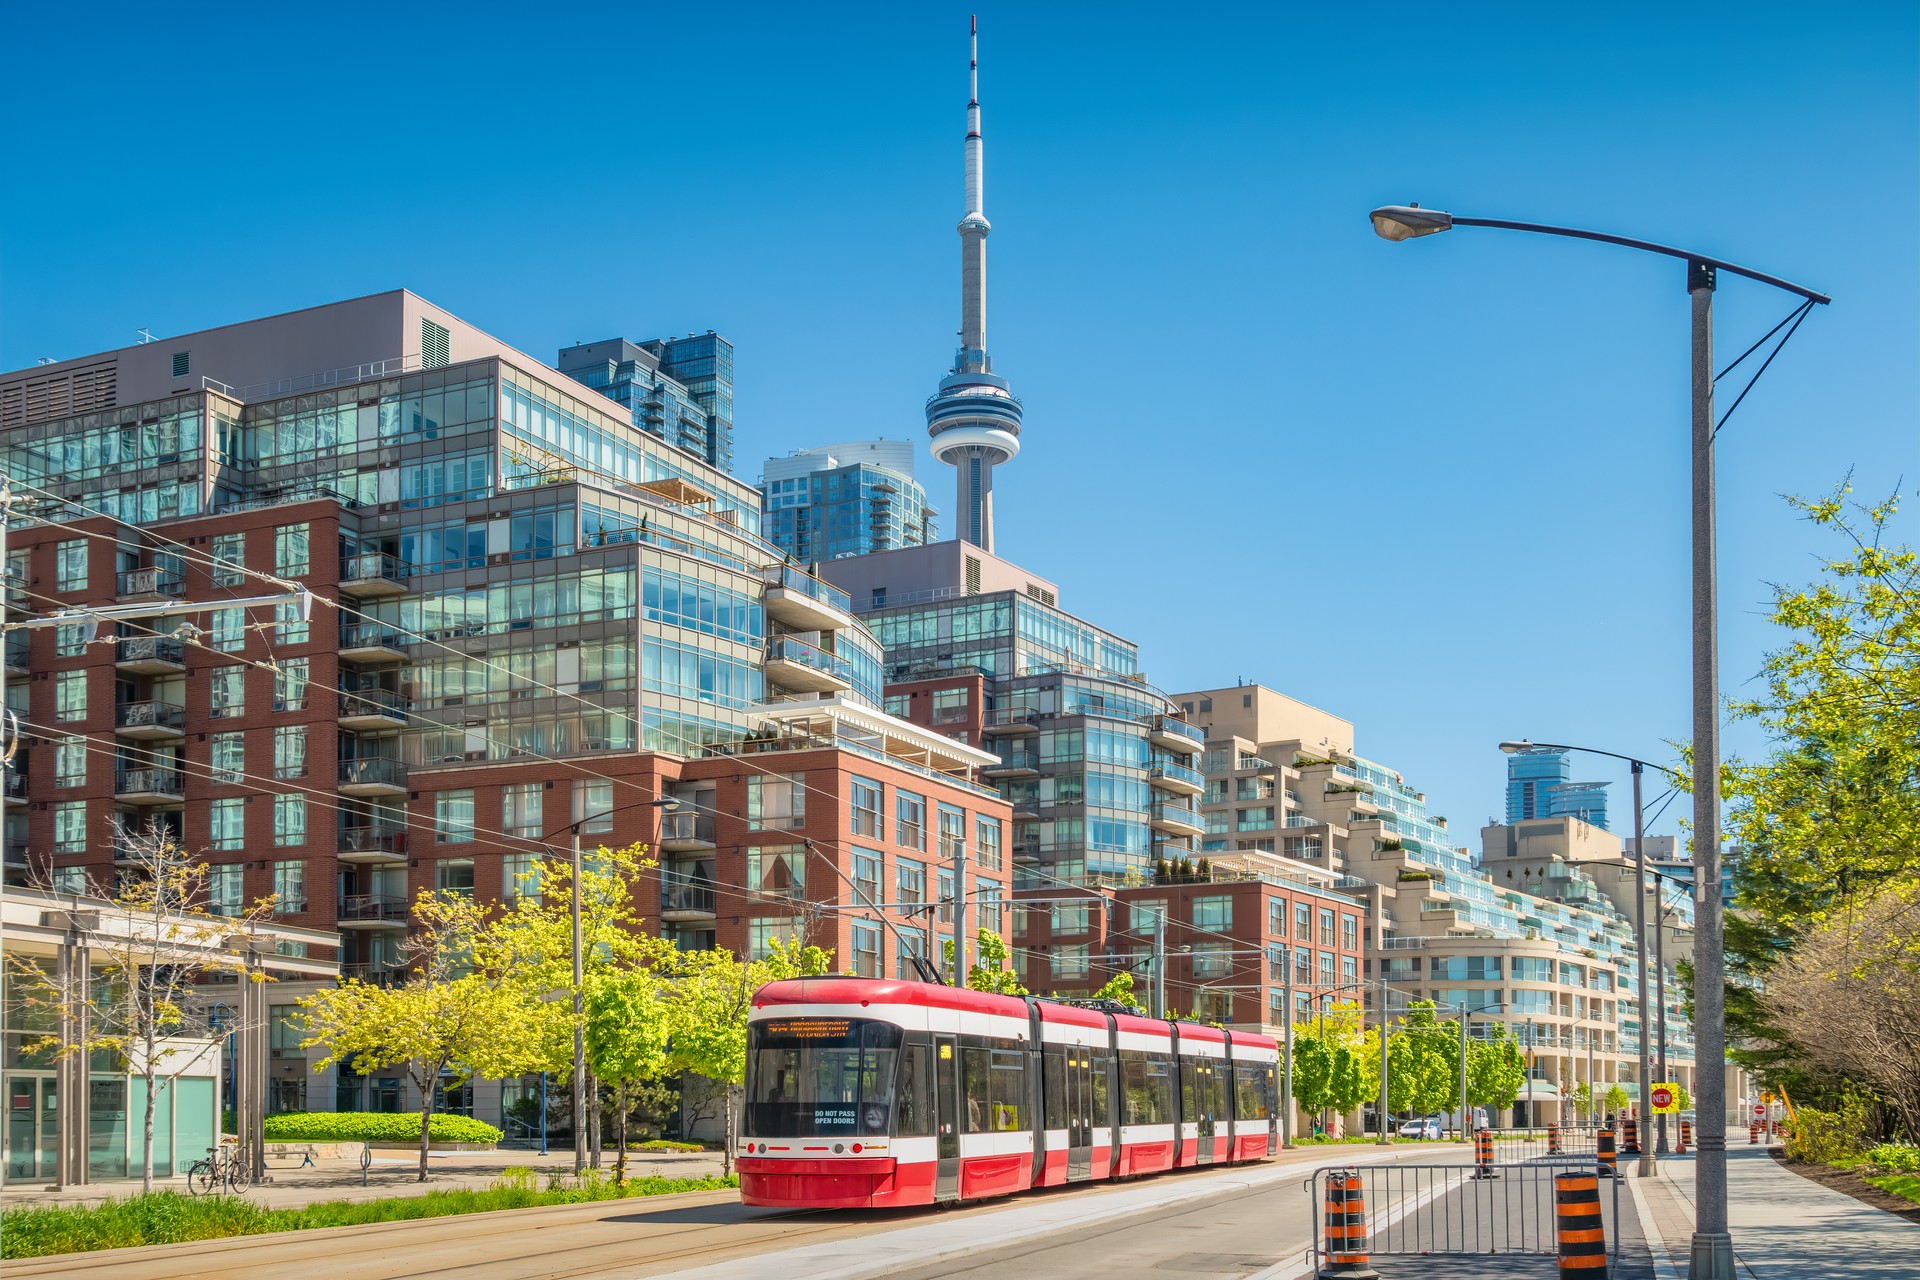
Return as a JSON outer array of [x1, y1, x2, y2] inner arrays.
[[5, 1074, 57, 1181]]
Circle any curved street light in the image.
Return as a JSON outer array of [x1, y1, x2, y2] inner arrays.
[[1377, 207, 1828, 1280]]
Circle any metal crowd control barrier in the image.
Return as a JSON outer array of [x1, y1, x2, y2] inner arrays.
[[1308, 1161, 1620, 1271], [1447, 1126, 1601, 1163]]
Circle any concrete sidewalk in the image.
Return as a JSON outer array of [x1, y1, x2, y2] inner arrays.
[[1631, 1142, 1920, 1279], [0, 1146, 729, 1211]]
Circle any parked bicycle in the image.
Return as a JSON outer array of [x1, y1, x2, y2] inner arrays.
[[186, 1139, 253, 1195]]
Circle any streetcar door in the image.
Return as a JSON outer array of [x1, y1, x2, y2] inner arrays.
[[934, 1034, 960, 1200], [1066, 1052, 1093, 1180], [1195, 1062, 1217, 1165]]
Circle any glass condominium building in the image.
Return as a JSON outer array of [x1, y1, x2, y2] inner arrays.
[[762, 439, 935, 563], [1505, 747, 1610, 831], [555, 333, 735, 474]]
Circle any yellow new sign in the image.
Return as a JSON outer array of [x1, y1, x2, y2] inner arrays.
[[1650, 1082, 1682, 1114]]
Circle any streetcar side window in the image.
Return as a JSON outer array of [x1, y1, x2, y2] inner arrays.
[[1043, 1047, 1066, 1130], [1234, 1062, 1271, 1120], [1120, 1049, 1174, 1125], [894, 1040, 934, 1137], [1089, 1049, 1112, 1127], [963, 1044, 1027, 1133]]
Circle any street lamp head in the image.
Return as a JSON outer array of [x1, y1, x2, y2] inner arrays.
[[1497, 740, 1535, 755], [1370, 204, 1454, 242]]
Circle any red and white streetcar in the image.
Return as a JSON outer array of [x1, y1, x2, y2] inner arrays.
[[738, 977, 1281, 1209]]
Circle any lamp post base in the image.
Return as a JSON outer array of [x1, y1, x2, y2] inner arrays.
[[1688, 1231, 1736, 1280]]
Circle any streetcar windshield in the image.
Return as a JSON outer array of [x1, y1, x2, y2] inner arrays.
[[746, 1017, 900, 1137]]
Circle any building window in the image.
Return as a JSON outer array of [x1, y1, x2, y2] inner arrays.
[[896, 791, 926, 851], [273, 658, 309, 711], [572, 780, 613, 835], [897, 857, 926, 908], [273, 860, 307, 913], [976, 878, 1004, 932], [55, 623, 89, 657], [937, 803, 965, 862], [931, 688, 969, 724], [1191, 940, 1232, 979], [436, 790, 476, 843], [208, 864, 243, 917], [1320, 951, 1336, 986], [850, 776, 883, 838], [1342, 914, 1359, 951], [1192, 895, 1232, 930], [211, 732, 245, 783], [503, 852, 541, 905], [212, 533, 246, 586], [274, 795, 306, 847], [503, 784, 542, 837], [208, 798, 245, 851], [853, 850, 882, 906], [436, 858, 475, 898], [746, 773, 806, 830], [1236, 806, 1275, 832], [210, 665, 245, 718], [749, 916, 800, 961], [273, 725, 306, 779], [1342, 955, 1358, 984], [1051, 944, 1091, 980], [211, 607, 246, 652], [275, 599, 308, 645], [1319, 907, 1336, 946], [54, 801, 87, 854], [56, 540, 88, 592], [976, 817, 1002, 871], [748, 845, 805, 900], [895, 924, 928, 976], [54, 671, 87, 722], [883, 694, 910, 717], [1053, 900, 1092, 935], [274, 523, 310, 576], [1295, 902, 1312, 941], [851, 922, 882, 977], [937, 868, 955, 924], [1295, 946, 1312, 985], [1269, 898, 1288, 937], [54, 736, 86, 788], [1193, 990, 1232, 1023], [1132, 898, 1167, 932]]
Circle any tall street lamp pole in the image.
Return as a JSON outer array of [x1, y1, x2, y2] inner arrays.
[[555, 796, 678, 1175], [1379, 207, 1829, 1280]]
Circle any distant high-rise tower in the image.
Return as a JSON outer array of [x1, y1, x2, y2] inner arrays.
[[926, 16, 1022, 552], [1505, 747, 1611, 831]]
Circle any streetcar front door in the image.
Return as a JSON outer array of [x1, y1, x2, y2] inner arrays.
[[934, 1034, 960, 1200], [1066, 1052, 1093, 1180], [1196, 1062, 1217, 1165]]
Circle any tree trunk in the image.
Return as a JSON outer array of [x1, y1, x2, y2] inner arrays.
[[142, 1058, 158, 1195], [614, 1082, 629, 1187], [722, 1085, 735, 1176], [416, 1072, 437, 1183]]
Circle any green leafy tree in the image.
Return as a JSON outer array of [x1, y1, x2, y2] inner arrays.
[[669, 937, 833, 1174], [1603, 1083, 1631, 1118], [1085, 969, 1142, 1010], [1292, 1034, 1334, 1115], [1386, 1003, 1460, 1117], [1466, 1024, 1527, 1115], [1328, 1040, 1372, 1119], [944, 929, 1028, 994], [1564, 1080, 1595, 1124], [584, 970, 671, 1185], [299, 891, 540, 1181]]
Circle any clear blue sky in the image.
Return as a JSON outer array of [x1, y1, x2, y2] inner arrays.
[[3, 3, 1914, 842]]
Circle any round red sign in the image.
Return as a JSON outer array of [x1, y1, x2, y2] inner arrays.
[[1651, 1086, 1675, 1109], [1753, 1103, 1768, 1116]]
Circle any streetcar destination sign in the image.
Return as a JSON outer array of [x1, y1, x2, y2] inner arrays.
[[762, 1018, 852, 1040]]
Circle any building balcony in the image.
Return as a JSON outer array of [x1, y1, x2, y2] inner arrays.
[[760, 565, 854, 631], [4, 632, 29, 677], [2, 769, 26, 804], [338, 895, 409, 927], [1145, 714, 1204, 756], [338, 757, 408, 797], [2, 568, 29, 611], [982, 750, 1039, 779], [337, 688, 410, 731], [114, 635, 185, 675], [1149, 762, 1205, 796], [339, 622, 409, 664], [342, 962, 408, 986], [981, 708, 1041, 736], [117, 568, 186, 602], [115, 700, 186, 740], [115, 768, 186, 804], [338, 552, 412, 599], [338, 826, 409, 865], [661, 880, 718, 922], [764, 636, 853, 695], [1149, 801, 1206, 837], [660, 811, 716, 852]]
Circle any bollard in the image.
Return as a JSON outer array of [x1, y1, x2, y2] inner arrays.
[[1318, 1169, 1379, 1279], [1549, 1121, 1563, 1155], [1596, 1126, 1617, 1179], [1749, 1122, 1759, 1146], [1620, 1116, 1640, 1158], [1471, 1126, 1499, 1180], [1554, 1170, 1611, 1276], [1678, 1119, 1692, 1154]]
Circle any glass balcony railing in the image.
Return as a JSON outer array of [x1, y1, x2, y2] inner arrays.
[[115, 636, 184, 667], [1152, 801, 1201, 826], [340, 894, 408, 922], [339, 826, 408, 856], [6, 632, 32, 669], [766, 636, 853, 682], [118, 568, 186, 598], [116, 700, 185, 732], [341, 621, 408, 651], [761, 564, 852, 615], [338, 758, 408, 789], [662, 878, 718, 915], [661, 811, 716, 845], [1145, 714, 1205, 747], [342, 551, 410, 587], [338, 688, 411, 720], [1150, 762, 1204, 788], [115, 768, 185, 798]]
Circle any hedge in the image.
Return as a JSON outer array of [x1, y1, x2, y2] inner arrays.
[[262, 1112, 503, 1145]]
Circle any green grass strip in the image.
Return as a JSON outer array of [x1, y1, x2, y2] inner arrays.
[[0, 1174, 738, 1259], [1867, 1174, 1920, 1207]]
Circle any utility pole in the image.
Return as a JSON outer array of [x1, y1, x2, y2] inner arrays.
[[1281, 950, 1293, 1148], [950, 842, 966, 984], [1151, 909, 1165, 1019], [1375, 976, 1391, 1145], [1457, 1006, 1469, 1142], [572, 830, 587, 1175]]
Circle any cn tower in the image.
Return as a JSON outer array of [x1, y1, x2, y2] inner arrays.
[[926, 15, 1022, 552]]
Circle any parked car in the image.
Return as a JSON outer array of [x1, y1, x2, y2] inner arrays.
[[1398, 1115, 1444, 1140]]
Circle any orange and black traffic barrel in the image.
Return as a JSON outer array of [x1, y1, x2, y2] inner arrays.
[[1472, 1126, 1499, 1179], [1549, 1121, 1563, 1155], [1678, 1119, 1692, 1154], [1749, 1121, 1760, 1145], [1554, 1169, 1610, 1276], [1596, 1126, 1617, 1178], [1620, 1116, 1640, 1157], [1318, 1168, 1379, 1279]]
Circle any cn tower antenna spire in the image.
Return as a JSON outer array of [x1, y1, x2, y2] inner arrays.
[[928, 14, 1022, 552]]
